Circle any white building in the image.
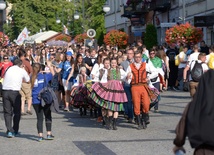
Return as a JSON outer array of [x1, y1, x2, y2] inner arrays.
[[104, 0, 131, 40], [153, 0, 214, 45], [105, 0, 214, 45]]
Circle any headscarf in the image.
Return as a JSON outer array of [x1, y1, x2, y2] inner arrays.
[[150, 56, 162, 68], [187, 69, 214, 148]]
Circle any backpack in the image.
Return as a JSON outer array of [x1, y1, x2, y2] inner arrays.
[[208, 54, 214, 69], [175, 55, 180, 66], [40, 75, 53, 105], [191, 61, 203, 82]]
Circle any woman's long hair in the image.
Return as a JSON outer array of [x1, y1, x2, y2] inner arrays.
[[31, 63, 41, 89]]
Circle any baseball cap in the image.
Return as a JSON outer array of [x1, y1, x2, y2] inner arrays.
[[66, 51, 72, 56]]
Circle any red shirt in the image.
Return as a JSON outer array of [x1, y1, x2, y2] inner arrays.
[[0, 62, 13, 78]]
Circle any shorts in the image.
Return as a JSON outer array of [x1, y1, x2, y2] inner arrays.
[[20, 82, 32, 101], [62, 79, 72, 91], [177, 68, 184, 81]]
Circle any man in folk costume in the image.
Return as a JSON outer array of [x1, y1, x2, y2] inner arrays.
[[126, 50, 151, 130]]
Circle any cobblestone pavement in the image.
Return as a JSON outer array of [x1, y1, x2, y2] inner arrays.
[[0, 90, 194, 155]]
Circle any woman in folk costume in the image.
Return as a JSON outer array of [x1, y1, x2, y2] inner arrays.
[[173, 70, 214, 155], [70, 66, 89, 116], [147, 48, 164, 112], [93, 58, 110, 126], [90, 58, 128, 130], [90, 53, 108, 120]]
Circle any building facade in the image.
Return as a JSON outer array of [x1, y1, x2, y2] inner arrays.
[[105, 0, 214, 45]]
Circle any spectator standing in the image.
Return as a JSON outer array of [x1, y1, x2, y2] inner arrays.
[[0, 54, 13, 78], [121, 48, 134, 123], [173, 45, 188, 91], [2, 59, 30, 138], [166, 45, 179, 90], [200, 40, 209, 55], [183, 53, 208, 97], [18, 49, 33, 115], [31, 62, 55, 141]]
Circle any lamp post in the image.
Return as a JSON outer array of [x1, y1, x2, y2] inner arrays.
[[0, 0, 6, 10], [103, 1, 110, 32], [0, 0, 6, 32]]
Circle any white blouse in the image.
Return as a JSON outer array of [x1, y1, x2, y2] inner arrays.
[[90, 63, 104, 82]]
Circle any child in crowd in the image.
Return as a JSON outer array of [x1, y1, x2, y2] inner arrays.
[[70, 67, 89, 116]]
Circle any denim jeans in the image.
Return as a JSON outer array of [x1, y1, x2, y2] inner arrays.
[[123, 83, 133, 119]]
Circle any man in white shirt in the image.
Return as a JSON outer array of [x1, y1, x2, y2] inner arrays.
[[2, 59, 30, 138], [187, 44, 200, 66], [183, 53, 208, 97]]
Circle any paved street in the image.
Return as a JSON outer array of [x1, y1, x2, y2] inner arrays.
[[0, 90, 194, 155]]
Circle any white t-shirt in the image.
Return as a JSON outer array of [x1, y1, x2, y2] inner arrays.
[[188, 60, 209, 81], [178, 51, 187, 68], [188, 52, 200, 66], [3, 66, 30, 91]]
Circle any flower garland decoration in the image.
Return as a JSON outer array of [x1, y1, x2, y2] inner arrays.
[[0, 32, 9, 47], [165, 22, 203, 45], [104, 30, 128, 48], [74, 33, 89, 44]]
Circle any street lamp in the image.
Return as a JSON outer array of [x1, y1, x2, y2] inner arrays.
[[0, 0, 6, 10], [103, 5, 110, 13], [56, 18, 61, 24], [74, 13, 80, 20]]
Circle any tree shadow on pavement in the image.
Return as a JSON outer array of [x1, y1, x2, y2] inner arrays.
[[150, 110, 182, 116], [161, 95, 191, 100]]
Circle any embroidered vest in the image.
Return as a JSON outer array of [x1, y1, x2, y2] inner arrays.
[[107, 68, 121, 80], [130, 63, 147, 85]]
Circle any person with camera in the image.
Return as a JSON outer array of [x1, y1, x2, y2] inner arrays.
[[31, 61, 55, 142]]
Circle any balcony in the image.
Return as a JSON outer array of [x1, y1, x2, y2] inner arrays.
[[154, 0, 171, 12], [121, 2, 151, 18]]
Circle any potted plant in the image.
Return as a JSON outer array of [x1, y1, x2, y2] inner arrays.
[[165, 22, 203, 45], [104, 30, 128, 48]]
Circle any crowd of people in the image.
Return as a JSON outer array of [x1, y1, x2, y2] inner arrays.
[[0, 40, 214, 153]]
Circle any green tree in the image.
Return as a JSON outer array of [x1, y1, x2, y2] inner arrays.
[[144, 24, 158, 50], [5, 0, 107, 44], [74, 0, 106, 45], [5, 0, 74, 40]]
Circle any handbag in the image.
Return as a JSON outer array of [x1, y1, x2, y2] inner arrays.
[[183, 82, 189, 92]]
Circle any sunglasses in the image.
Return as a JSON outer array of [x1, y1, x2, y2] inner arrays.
[[3, 57, 8, 59], [150, 53, 155, 55]]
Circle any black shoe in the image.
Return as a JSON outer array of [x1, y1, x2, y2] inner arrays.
[[141, 114, 147, 129], [112, 118, 117, 130], [83, 108, 87, 115], [102, 116, 107, 126], [136, 115, 143, 130], [172, 86, 180, 91], [79, 108, 83, 116], [143, 113, 150, 125], [90, 109, 93, 117], [107, 116, 113, 130], [94, 109, 98, 118]]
